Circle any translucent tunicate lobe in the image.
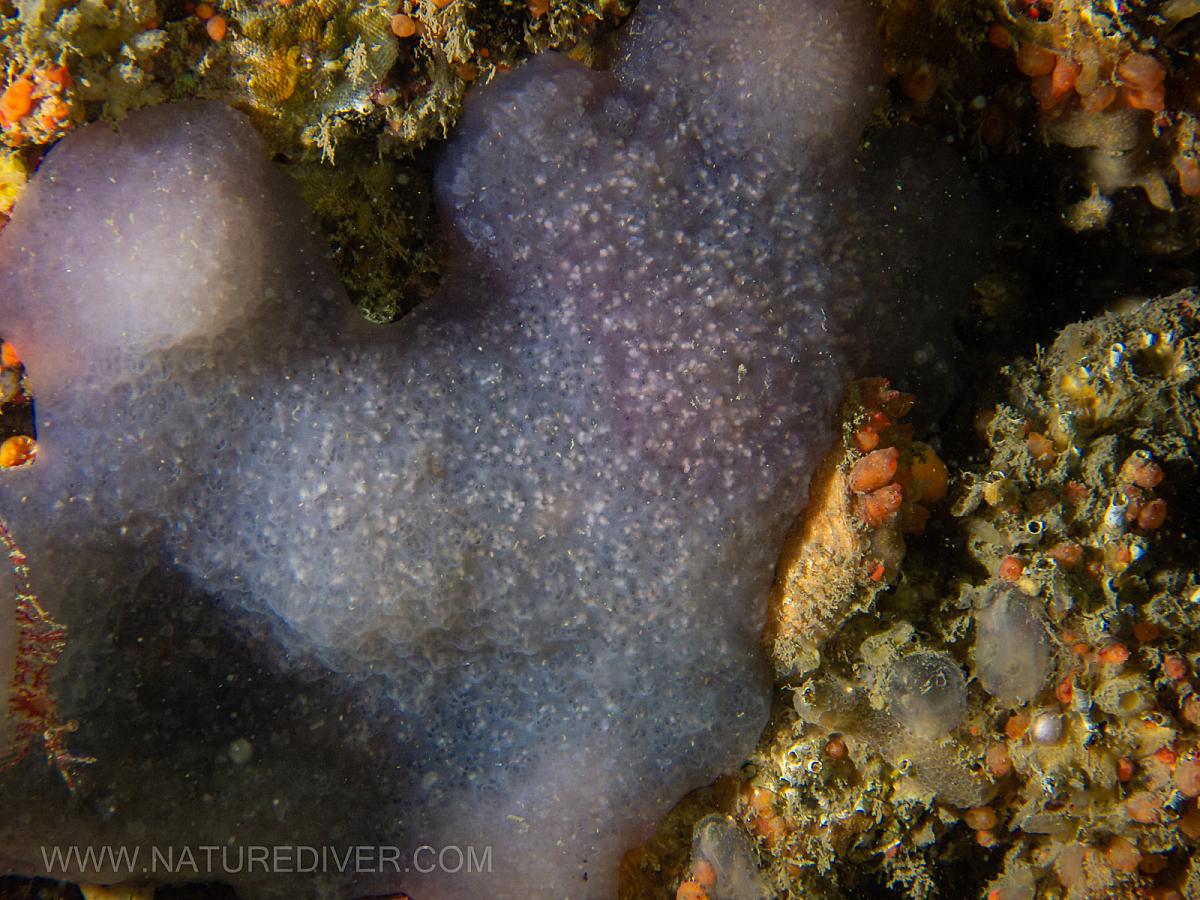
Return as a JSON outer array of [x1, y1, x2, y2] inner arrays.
[[973, 583, 1054, 706], [690, 815, 771, 900], [889, 650, 969, 740]]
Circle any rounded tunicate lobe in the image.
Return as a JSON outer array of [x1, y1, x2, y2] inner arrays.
[[972, 583, 1054, 705], [889, 650, 969, 740]]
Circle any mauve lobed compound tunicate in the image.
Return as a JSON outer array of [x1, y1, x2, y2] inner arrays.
[[0, 0, 981, 895]]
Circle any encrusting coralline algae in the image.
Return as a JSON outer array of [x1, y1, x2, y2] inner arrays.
[[0, 0, 982, 895]]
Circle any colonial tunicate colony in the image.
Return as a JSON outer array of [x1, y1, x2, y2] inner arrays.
[[0, 0, 980, 895]]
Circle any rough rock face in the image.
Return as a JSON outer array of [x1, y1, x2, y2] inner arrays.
[[0, 0, 978, 896]]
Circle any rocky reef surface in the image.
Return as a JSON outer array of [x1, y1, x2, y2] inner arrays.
[[0, 0, 983, 896], [628, 292, 1200, 899]]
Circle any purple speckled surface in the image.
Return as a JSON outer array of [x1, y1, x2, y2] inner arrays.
[[0, 0, 980, 895]]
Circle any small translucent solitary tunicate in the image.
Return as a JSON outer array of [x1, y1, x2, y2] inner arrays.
[[973, 583, 1053, 705], [889, 650, 969, 740], [689, 815, 771, 900], [793, 675, 989, 807]]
